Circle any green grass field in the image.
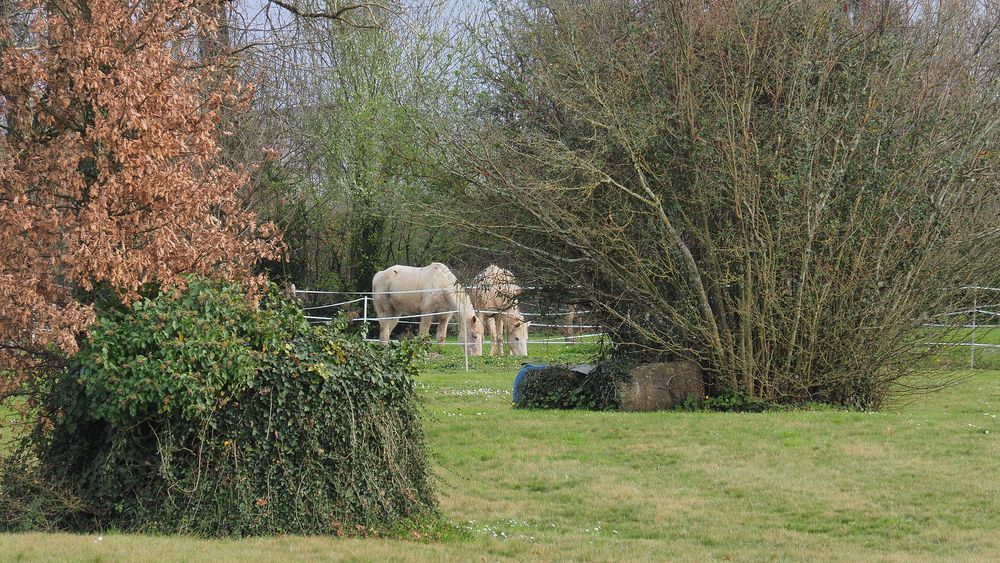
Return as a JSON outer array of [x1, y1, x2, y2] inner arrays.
[[2, 341, 999, 561]]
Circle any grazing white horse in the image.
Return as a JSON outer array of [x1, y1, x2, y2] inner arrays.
[[468, 265, 530, 356], [372, 263, 483, 355]]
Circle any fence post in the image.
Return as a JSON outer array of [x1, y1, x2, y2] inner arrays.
[[971, 291, 977, 369], [363, 296, 370, 341]]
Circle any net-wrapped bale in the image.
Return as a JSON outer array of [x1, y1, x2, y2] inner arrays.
[[514, 364, 622, 410]]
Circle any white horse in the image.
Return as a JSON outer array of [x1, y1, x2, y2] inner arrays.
[[371, 263, 483, 355], [468, 265, 530, 356]]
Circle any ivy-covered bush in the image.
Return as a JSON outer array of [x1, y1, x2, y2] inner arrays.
[[0, 277, 434, 536], [514, 364, 629, 411]]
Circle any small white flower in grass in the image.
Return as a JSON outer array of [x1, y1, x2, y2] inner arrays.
[[94, 536, 103, 543]]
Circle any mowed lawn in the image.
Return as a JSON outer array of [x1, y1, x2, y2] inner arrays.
[[2, 342, 1000, 561]]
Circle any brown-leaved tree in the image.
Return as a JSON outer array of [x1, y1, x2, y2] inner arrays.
[[0, 0, 279, 393]]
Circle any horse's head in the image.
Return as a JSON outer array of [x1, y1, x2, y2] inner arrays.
[[464, 314, 483, 356], [508, 318, 530, 356]]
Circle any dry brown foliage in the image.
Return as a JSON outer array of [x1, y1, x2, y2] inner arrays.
[[0, 0, 279, 386]]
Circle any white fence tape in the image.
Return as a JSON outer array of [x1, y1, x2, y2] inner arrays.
[[526, 322, 601, 329], [362, 309, 461, 321], [295, 284, 548, 297], [302, 285, 1000, 361], [362, 334, 604, 346], [933, 308, 1000, 318], [296, 287, 451, 296], [520, 333, 604, 344], [521, 310, 592, 317], [301, 297, 367, 311], [925, 342, 1000, 349], [293, 287, 604, 344], [923, 324, 997, 329]]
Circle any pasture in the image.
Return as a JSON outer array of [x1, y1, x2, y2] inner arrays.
[[2, 341, 999, 561]]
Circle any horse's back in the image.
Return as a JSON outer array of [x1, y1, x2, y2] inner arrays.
[[372, 263, 457, 316], [471, 264, 522, 312]]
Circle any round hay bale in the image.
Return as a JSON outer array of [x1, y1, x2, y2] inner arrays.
[[619, 361, 705, 411]]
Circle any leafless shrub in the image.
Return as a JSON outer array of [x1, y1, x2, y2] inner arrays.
[[434, 0, 1000, 408]]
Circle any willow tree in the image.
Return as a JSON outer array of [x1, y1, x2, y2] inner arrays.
[[439, 0, 1000, 407], [0, 0, 279, 395]]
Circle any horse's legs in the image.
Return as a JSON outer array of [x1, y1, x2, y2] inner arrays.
[[419, 314, 434, 339], [496, 315, 507, 356], [379, 317, 399, 345], [486, 315, 500, 356], [563, 305, 578, 344], [436, 313, 452, 344]]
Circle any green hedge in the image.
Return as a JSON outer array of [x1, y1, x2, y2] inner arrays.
[[0, 277, 434, 536]]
